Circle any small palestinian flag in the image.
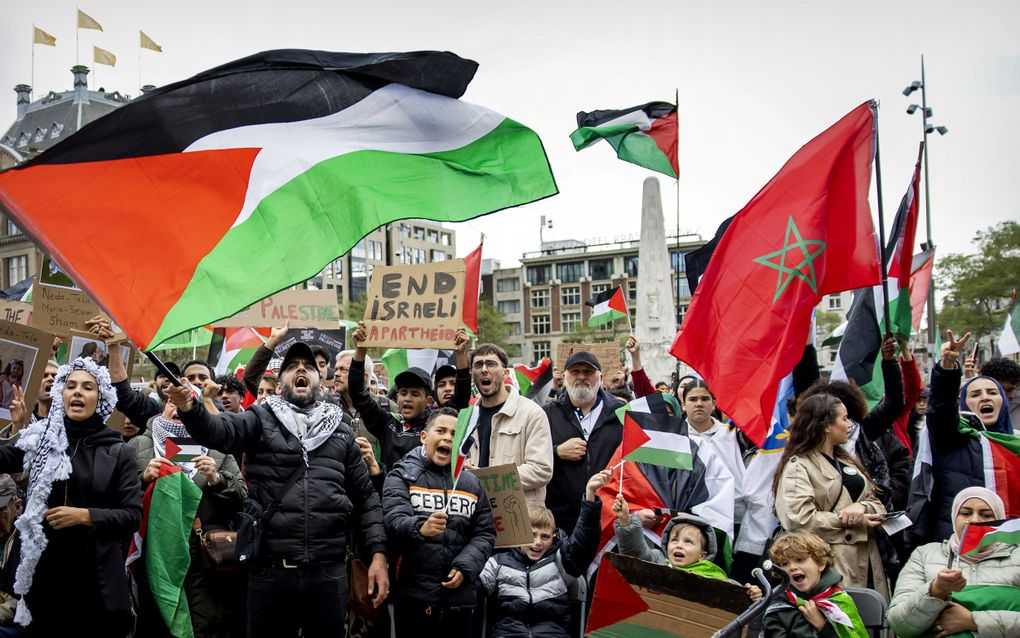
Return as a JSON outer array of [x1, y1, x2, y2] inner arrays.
[[961, 518, 1020, 555], [451, 406, 480, 483], [614, 391, 670, 423], [998, 302, 1020, 356], [571, 102, 678, 178], [514, 358, 553, 403], [0, 50, 556, 351], [165, 437, 206, 464], [586, 287, 628, 327], [622, 411, 693, 471]]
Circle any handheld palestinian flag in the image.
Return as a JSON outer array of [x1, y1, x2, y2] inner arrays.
[[0, 50, 557, 351], [126, 464, 202, 638], [614, 391, 672, 423], [207, 326, 268, 375], [571, 101, 678, 178], [514, 358, 553, 403], [451, 406, 479, 483], [586, 287, 628, 327], [785, 586, 868, 638], [959, 420, 1020, 517], [462, 243, 482, 336], [998, 302, 1020, 356], [622, 411, 693, 471], [961, 518, 1020, 555]]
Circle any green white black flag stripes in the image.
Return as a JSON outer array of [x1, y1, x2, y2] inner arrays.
[[998, 303, 1020, 356]]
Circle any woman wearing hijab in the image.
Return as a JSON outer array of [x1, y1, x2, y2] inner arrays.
[[889, 486, 1020, 637], [0, 358, 141, 636], [910, 330, 1013, 545], [773, 393, 888, 597]]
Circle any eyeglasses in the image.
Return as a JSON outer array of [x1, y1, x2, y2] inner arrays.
[[471, 360, 502, 371]]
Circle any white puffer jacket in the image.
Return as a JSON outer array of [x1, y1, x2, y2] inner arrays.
[[888, 540, 1020, 638]]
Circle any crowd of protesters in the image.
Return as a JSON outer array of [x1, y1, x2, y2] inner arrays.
[[0, 313, 1014, 638]]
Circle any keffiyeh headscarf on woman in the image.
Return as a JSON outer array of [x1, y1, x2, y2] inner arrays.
[[12, 357, 116, 624]]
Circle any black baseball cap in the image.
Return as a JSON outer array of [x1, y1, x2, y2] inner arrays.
[[395, 367, 432, 390], [433, 364, 457, 386], [564, 351, 601, 372], [280, 342, 320, 378]]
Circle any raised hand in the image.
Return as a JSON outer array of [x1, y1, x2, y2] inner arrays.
[[940, 330, 972, 370]]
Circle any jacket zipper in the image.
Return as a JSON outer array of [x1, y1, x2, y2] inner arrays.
[[302, 467, 309, 562]]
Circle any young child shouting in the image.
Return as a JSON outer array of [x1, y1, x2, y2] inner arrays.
[[764, 531, 868, 638], [613, 494, 762, 601], [383, 407, 496, 638], [479, 470, 611, 637]]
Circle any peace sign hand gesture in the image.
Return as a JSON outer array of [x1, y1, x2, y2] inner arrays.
[[8, 385, 28, 433], [940, 329, 972, 370]]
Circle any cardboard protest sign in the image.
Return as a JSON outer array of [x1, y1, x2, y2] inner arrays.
[[67, 330, 134, 377], [211, 289, 340, 329], [556, 342, 622, 378], [361, 260, 466, 348], [0, 320, 54, 428], [31, 280, 104, 336], [0, 301, 32, 326], [468, 464, 532, 548], [38, 255, 79, 289], [587, 553, 753, 638], [273, 328, 347, 373]]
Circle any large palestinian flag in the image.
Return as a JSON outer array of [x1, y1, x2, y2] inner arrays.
[[571, 102, 678, 178], [0, 50, 557, 350]]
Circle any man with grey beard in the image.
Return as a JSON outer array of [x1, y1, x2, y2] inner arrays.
[[543, 350, 626, 534]]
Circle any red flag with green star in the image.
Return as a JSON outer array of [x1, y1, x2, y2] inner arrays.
[[670, 102, 882, 446]]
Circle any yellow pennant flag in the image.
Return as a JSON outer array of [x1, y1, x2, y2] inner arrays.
[[93, 45, 116, 67], [77, 9, 103, 31], [33, 26, 57, 46], [140, 31, 163, 52]]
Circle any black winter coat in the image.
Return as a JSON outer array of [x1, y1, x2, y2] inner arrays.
[[177, 401, 386, 562], [0, 419, 142, 622], [383, 447, 495, 608], [545, 389, 625, 534], [350, 358, 432, 470], [113, 378, 158, 434], [479, 499, 602, 638]]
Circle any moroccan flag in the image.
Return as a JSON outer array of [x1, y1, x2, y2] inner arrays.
[[0, 50, 557, 351], [571, 102, 678, 178], [514, 357, 553, 402], [622, 411, 693, 471], [207, 327, 268, 375], [127, 464, 202, 638], [998, 302, 1020, 356], [33, 27, 56, 46], [961, 518, 1020, 555], [462, 243, 482, 335], [451, 406, 479, 483], [909, 249, 935, 331], [586, 287, 628, 327], [831, 144, 922, 405], [670, 102, 881, 446]]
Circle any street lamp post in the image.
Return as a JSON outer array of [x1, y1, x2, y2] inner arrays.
[[904, 55, 948, 369]]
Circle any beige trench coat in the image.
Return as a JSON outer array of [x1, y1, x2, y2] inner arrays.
[[775, 449, 889, 598]]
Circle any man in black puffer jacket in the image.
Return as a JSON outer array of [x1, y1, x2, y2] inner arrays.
[[383, 408, 495, 638], [170, 342, 389, 638]]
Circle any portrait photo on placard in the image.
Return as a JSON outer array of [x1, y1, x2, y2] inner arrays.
[[0, 338, 38, 416]]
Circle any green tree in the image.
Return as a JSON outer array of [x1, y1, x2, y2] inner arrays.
[[937, 221, 1020, 348], [475, 299, 512, 350]]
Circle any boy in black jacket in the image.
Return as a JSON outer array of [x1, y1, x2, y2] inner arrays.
[[383, 408, 496, 638]]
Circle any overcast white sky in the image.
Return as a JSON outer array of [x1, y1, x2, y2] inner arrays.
[[3, 1, 1018, 268]]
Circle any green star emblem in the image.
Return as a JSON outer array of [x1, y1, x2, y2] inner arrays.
[[753, 216, 826, 302]]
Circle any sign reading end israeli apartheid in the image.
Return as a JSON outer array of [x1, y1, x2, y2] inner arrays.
[[361, 260, 465, 349], [211, 289, 340, 329], [468, 464, 533, 548]]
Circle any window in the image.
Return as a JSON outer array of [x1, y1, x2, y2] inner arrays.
[[829, 350, 838, 363], [561, 286, 581, 306], [676, 277, 691, 298], [49, 122, 64, 139], [828, 295, 842, 310], [497, 300, 521, 314], [427, 229, 439, 243], [527, 265, 551, 285], [589, 258, 613, 280], [532, 314, 551, 335], [591, 283, 610, 296], [496, 278, 520, 293], [624, 255, 639, 277], [628, 280, 638, 302], [556, 261, 584, 283], [531, 289, 550, 309], [678, 303, 689, 324], [441, 233, 451, 246], [399, 223, 411, 238], [7, 256, 27, 286], [671, 250, 688, 273], [533, 341, 551, 361], [506, 321, 522, 336], [562, 312, 581, 333], [431, 250, 447, 261], [34, 128, 46, 143], [413, 226, 425, 240], [5, 220, 18, 236], [352, 240, 366, 258]]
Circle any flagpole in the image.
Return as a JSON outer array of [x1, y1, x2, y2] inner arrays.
[[30, 28, 35, 100], [674, 88, 682, 328], [75, 8, 79, 67], [872, 102, 892, 337]]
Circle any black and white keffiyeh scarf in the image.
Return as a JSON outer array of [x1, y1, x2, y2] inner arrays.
[[265, 395, 343, 466], [13, 357, 116, 625]]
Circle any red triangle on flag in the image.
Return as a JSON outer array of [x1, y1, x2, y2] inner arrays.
[[585, 556, 649, 634], [622, 412, 651, 459], [164, 438, 182, 460], [609, 287, 629, 314]]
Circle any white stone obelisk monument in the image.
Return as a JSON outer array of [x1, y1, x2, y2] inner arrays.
[[634, 177, 678, 385]]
